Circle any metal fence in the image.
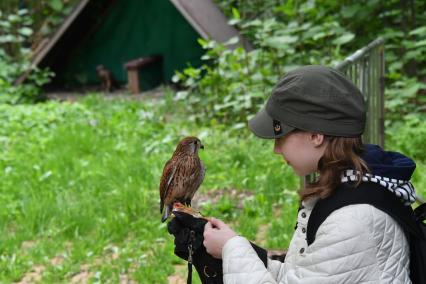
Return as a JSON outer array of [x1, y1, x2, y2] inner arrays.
[[302, 38, 425, 204], [336, 37, 385, 147], [336, 38, 426, 204]]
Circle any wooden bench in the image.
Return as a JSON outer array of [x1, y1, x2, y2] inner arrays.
[[124, 55, 162, 94]]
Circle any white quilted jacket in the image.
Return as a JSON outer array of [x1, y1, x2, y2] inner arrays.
[[222, 196, 411, 284]]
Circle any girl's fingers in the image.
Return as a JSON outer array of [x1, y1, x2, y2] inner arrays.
[[209, 217, 227, 229], [205, 221, 213, 231]]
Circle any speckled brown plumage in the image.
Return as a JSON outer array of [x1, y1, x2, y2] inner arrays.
[[159, 137, 205, 222]]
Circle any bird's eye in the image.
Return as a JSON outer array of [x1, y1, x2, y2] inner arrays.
[[194, 141, 198, 144]]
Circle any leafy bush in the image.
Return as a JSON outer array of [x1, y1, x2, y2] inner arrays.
[[386, 77, 426, 121], [173, 39, 277, 127], [0, 9, 53, 103], [176, 1, 426, 127], [0, 0, 80, 44], [386, 114, 426, 162], [173, 14, 354, 126], [386, 115, 426, 200]]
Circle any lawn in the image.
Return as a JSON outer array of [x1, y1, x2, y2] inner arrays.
[[0, 93, 300, 283], [1, 92, 425, 283]]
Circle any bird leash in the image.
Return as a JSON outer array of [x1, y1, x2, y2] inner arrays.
[[187, 230, 195, 284]]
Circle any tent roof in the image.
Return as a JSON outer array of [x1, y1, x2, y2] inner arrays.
[[16, 0, 251, 85], [170, 0, 252, 50]]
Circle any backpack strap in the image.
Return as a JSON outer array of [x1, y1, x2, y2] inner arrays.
[[306, 182, 423, 246]]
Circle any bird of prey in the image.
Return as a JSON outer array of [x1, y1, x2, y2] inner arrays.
[[159, 136, 205, 222]]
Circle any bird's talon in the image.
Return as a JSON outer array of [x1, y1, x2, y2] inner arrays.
[[173, 202, 185, 209]]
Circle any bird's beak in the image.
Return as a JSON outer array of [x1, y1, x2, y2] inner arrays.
[[200, 144, 204, 150]]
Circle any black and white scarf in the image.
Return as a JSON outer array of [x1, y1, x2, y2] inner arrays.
[[341, 169, 416, 206]]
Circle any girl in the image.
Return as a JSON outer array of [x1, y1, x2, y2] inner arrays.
[[203, 65, 416, 283]]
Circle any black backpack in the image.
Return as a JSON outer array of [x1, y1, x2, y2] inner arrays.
[[307, 182, 426, 284]]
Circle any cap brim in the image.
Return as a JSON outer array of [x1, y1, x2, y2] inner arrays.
[[248, 107, 295, 139]]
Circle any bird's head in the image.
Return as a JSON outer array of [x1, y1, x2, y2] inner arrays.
[[175, 136, 204, 155]]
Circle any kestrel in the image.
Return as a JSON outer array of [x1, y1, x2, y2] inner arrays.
[[159, 137, 205, 222]]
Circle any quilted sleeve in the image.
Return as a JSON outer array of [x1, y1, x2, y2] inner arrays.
[[222, 236, 282, 283], [222, 204, 391, 284]]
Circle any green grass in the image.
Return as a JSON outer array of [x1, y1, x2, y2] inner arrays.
[[0, 93, 300, 283], [0, 92, 424, 283]]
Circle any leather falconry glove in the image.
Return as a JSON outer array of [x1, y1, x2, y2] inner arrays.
[[168, 211, 268, 284]]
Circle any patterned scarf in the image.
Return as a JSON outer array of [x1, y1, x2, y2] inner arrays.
[[341, 169, 416, 206]]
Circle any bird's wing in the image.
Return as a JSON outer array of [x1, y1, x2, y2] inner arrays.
[[159, 160, 177, 213], [184, 160, 206, 202], [193, 162, 205, 190]]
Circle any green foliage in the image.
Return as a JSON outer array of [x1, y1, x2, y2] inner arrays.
[[386, 114, 426, 162], [0, 9, 53, 103], [173, 39, 277, 126], [386, 77, 426, 120], [0, 1, 88, 105], [0, 0, 80, 43], [174, 14, 353, 125], [177, 0, 426, 127], [385, 115, 426, 203]]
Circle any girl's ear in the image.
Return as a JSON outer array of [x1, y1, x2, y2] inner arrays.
[[310, 133, 325, 147]]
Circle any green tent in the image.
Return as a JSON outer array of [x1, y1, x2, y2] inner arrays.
[[31, 0, 250, 91]]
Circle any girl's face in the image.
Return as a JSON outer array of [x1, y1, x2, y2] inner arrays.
[[274, 131, 327, 176]]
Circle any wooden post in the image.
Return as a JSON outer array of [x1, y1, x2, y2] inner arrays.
[[124, 55, 162, 95], [127, 68, 140, 94]]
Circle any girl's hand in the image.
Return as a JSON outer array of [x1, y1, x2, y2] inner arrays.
[[203, 218, 237, 259]]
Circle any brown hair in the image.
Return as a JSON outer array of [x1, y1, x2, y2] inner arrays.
[[299, 136, 369, 201]]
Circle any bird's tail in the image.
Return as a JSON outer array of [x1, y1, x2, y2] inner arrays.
[[161, 206, 171, 223]]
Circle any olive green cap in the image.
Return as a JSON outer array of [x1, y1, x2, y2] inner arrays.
[[248, 65, 366, 139]]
